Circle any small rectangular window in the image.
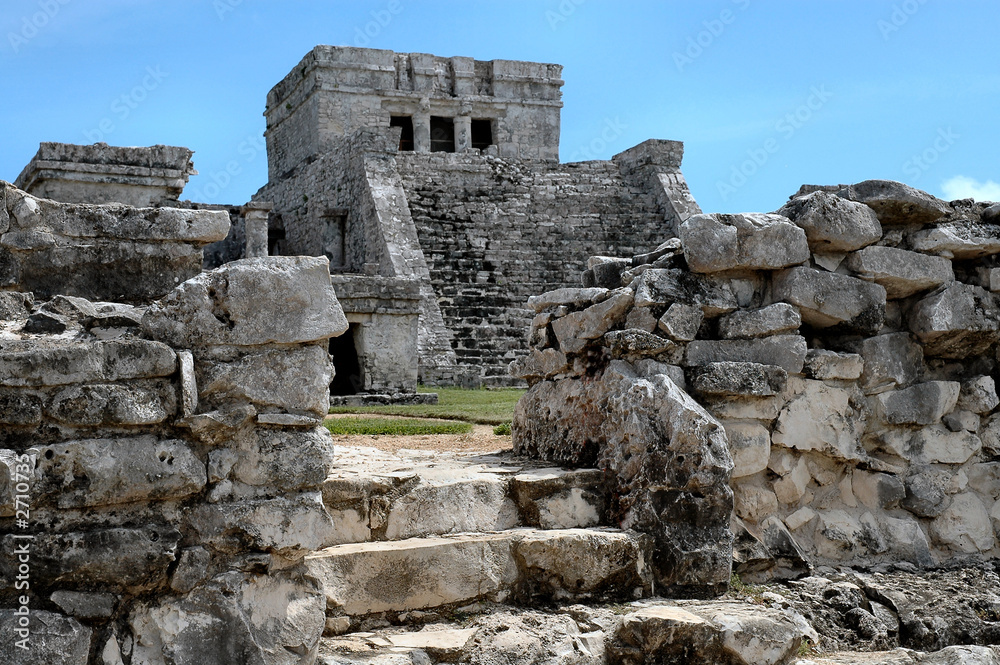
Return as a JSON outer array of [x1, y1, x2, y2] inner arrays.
[[390, 115, 414, 151], [430, 116, 456, 153], [471, 119, 493, 150]]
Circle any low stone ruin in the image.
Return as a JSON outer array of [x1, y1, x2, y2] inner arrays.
[[513, 179, 1000, 584], [0, 181, 347, 664]]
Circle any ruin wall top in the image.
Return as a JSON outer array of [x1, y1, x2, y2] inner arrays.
[[264, 46, 564, 178]]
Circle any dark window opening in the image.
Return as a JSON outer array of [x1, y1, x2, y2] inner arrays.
[[267, 227, 285, 256], [330, 325, 363, 395], [471, 119, 493, 150], [390, 115, 414, 151], [322, 212, 347, 271], [430, 116, 455, 152]]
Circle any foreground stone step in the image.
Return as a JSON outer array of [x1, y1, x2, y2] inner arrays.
[[306, 527, 652, 622], [321, 446, 608, 546]]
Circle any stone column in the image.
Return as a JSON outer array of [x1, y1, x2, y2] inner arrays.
[[413, 100, 432, 153], [454, 115, 472, 152], [241, 201, 272, 258]]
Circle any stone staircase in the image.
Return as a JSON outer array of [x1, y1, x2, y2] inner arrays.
[[307, 446, 655, 635]]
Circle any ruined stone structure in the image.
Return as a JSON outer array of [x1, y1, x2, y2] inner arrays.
[[256, 46, 700, 389], [513, 179, 1000, 584], [0, 182, 346, 664]]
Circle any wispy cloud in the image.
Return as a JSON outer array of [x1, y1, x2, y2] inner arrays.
[[941, 175, 1000, 202]]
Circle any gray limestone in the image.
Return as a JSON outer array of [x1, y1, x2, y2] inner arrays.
[[777, 189, 882, 252], [718, 303, 801, 339], [845, 245, 954, 298], [772, 266, 886, 335], [908, 282, 1000, 358], [686, 335, 808, 374], [679, 212, 810, 273], [836, 179, 953, 226]]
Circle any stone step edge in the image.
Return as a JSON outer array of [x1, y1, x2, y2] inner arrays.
[[306, 527, 654, 624]]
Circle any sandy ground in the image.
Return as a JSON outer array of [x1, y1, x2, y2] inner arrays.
[[324, 413, 513, 453]]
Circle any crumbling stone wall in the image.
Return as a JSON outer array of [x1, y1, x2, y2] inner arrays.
[[0, 183, 229, 303], [0, 183, 347, 664], [513, 179, 1000, 587]]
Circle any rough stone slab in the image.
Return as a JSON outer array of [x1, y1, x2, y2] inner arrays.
[[909, 221, 1000, 259], [772, 380, 866, 461], [32, 436, 205, 509], [958, 376, 999, 414], [307, 528, 649, 617], [0, 338, 175, 387], [845, 245, 954, 298], [602, 328, 681, 362], [929, 492, 995, 553], [191, 492, 333, 555], [50, 590, 117, 620], [632, 268, 738, 316], [772, 267, 886, 335], [510, 467, 605, 529], [0, 291, 32, 320], [46, 381, 174, 426], [908, 426, 982, 465], [836, 179, 952, 226], [198, 344, 333, 417], [658, 302, 703, 341], [718, 303, 801, 340], [691, 361, 787, 397], [724, 421, 771, 478], [527, 287, 609, 313], [551, 289, 633, 354], [874, 381, 961, 426], [804, 349, 863, 381], [685, 335, 807, 374], [142, 256, 348, 347], [854, 332, 923, 394], [679, 212, 810, 273], [609, 602, 804, 665], [509, 347, 572, 381], [0, 610, 91, 665], [383, 476, 518, 540], [178, 349, 197, 416], [777, 189, 882, 252], [908, 282, 1000, 358], [0, 526, 180, 591]]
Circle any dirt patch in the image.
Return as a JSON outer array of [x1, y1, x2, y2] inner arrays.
[[324, 415, 513, 453]]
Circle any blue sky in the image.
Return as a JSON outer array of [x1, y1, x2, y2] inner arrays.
[[2, 0, 998, 213]]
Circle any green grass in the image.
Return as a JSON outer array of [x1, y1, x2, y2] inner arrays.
[[324, 417, 473, 436], [329, 386, 526, 425]]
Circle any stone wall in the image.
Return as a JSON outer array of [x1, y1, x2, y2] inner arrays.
[[16, 143, 196, 208], [0, 182, 229, 303], [513, 179, 1000, 584], [0, 254, 347, 664]]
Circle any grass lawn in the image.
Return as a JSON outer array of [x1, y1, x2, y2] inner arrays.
[[325, 416, 473, 436], [328, 386, 525, 425]]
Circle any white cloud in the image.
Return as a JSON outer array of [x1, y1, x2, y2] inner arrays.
[[941, 175, 1000, 202]]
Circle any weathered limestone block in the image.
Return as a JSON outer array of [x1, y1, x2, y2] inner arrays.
[[513, 528, 653, 601], [142, 256, 348, 347], [836, 179, 952, 226], [657, 302, 703, 341], [685, 335, 807, 374], [508, 347, 571, 382], [929, 492, 996, 553], [511, 467, 605, 529], [717, 303, 801, 340], [32, 436, 206, 509], [908, 282, 1000, 358], [909, 221, 1000, 259], [0, 290, 32, 319], [46, 381, 175, 426], [691, 361, 787, 398], [603, 328, 681, 363], [959, 376, 1000, 414], [50, 590, 117, 620], [776, 190, 882, 252], [626, 304, 659, 332], [734, 484, 779, 522], [551, 288, 633, 354], [874, 381, 960, 426], [1, 526, 180, 591], [223, 427, 334, 496], [772, 267, 886, 335], [190, 493, 333, 556], [632, 268, 738, 316], [129, 571, 325, 665], [527, 287, 609, 313], [384, 476, 517, 540], [0, 339, 175, 387], [772, 380, 866, 461], [852, 470, 906, 511], [854, 332, 923, 394], [513, 376, 608, 466], [907, 426, 982, 465], [197, 344, 333, 417], [724, 422, 771, 478], [0, 610, 91, 665], [679, 212, 810, 273], [803, 349, 863, 381], [608, 603, 804, 665], [845, 245, 953, 298]]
